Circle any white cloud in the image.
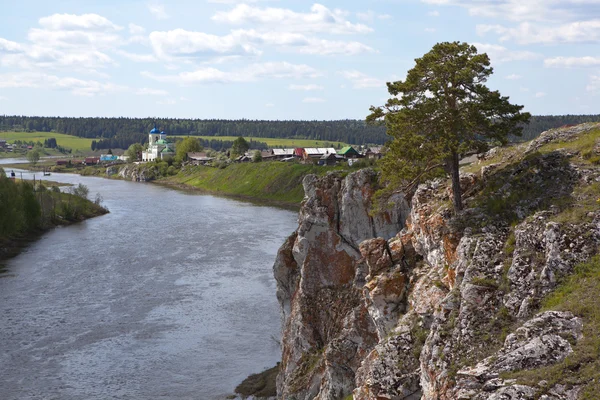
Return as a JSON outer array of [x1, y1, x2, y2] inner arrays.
[[136, 88, 168, 95], [149, 29, 261, 59], [289, 84, 324, 91], [116, 50, 156, 63], [0, 13, 125, 73], [212, 4, 373, 34], [0, 71, 127, 96], [587, 74, 600, 93], [421, 0, 599, 22], [535, 91, 547, 98], [428, 10, 440, 17], [157, 98, 176, 105], [505, 73, 522, 80], [477, 20, 600, 45], [147, 28, 375, 60], [544, 56, 600, 68], [338, 70, 384, 89], [356, 10, 392, 22], [148, 2, 169, 20], [209, 0, 276, 3], [142, 61, 321, 85], [473, 42, 541, 62], [0, 96, 7, 101], [129, 23, 145, 35], [265, 102, 275, 107], [302, 97, 325, 103], [39, 13, 122, 31], [0, 38, 24, 52]]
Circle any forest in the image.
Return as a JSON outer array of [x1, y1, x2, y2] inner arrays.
[[1, 115, 599, 151]]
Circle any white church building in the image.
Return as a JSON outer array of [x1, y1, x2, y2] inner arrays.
[[141, 126, 175, 162]]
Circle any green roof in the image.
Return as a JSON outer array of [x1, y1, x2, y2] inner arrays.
[[161, 147, 174, 153], [339, 146, 358, 155], [156, 139, 168, 144]]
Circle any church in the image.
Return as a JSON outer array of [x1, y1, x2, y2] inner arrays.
[[141, 126, 175, 162]]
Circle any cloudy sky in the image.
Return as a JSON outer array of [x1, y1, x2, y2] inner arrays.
[[1, 0, 599, 119]]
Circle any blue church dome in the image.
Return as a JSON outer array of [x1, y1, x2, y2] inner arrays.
[[161, 131, 166, 135], [150, 127, 160, 134]]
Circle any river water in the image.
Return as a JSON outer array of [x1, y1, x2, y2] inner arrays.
[[0, 166, 298, 400]]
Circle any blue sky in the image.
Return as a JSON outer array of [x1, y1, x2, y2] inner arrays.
[[1, 0, 599, 119]]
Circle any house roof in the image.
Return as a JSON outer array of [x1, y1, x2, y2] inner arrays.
[[339, 146, 359, 155], [272, 148, 296, 156], [305, 147, 337, 155]]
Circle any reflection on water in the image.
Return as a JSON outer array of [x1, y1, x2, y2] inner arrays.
[[0, 170, 297, 400]]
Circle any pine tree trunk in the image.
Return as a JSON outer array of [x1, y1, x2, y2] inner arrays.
[[447, 151, 463, 212]]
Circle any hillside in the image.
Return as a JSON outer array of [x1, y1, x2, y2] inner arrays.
[[273, 122, 600, 399], [3, 115, 599, 150]]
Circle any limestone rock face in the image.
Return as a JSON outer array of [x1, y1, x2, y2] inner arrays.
[[117, 164, 158, 181], [274, 169, 409, 400], [274, 125, 600, 400]]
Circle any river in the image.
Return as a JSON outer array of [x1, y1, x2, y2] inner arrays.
[[0, 167, 298, 400]]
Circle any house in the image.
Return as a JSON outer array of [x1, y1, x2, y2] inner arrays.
[[338, 146, 360, 159], [0, 139, 6, 148], [141, 126, 175, 162], [318, 153, 337, 166], [365, 146, 384, 160], [84, 157, 100, 165], [187, 152, 215, 165], [302, 148, 337, 162], [271, 148, 297, 160], [100, 154, 119, 162], [56, 160, 69, 166]]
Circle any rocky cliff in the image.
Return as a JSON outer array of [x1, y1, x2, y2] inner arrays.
[[274, 122, 600, 400]]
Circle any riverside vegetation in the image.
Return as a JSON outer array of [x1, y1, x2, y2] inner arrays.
[[0, 168, 108, 264]]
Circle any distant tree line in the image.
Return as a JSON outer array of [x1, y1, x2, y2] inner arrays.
[[0, 116, 389, 146], [1, 115, 598, 150]]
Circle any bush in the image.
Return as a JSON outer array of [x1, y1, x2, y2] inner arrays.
[[71, 183, 89, 200]]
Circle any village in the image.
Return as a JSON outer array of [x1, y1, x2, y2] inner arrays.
[[1, 126, 384, 169]]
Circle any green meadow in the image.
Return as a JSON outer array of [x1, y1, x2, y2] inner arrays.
[[177, 136, 348, 148], [0, 131, 95, 152]]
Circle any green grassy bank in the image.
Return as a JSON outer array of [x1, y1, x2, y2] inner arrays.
[[160, 162, 334, 207], [0, 170, 109, 265]]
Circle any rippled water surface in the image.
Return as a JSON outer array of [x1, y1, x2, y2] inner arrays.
[[0, 169, 298, 400]]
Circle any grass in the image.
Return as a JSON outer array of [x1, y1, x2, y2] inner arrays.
[[501, 256, 600, 399], [163, 161, 337, 206], [235, 364, 279, 398], [0, 131, 95, 152], [174, 135, 348, 149], [538, 128, 600, 156]]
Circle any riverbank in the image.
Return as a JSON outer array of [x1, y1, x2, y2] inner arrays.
[[4, 158, 377, 208], [0, 182, 109, 266]]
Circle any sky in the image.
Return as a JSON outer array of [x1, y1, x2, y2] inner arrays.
[[0, 0, 599, 120]]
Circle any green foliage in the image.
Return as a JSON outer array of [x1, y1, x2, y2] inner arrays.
[[70, 183, 90, 200], [168, 162, 328, 206], [234, 364, 279, 398], [26, 149, 40, 166], [175, 137, 202, 163], [0, 170, 39, 237], [368, 41, 530, 211], [126, 143, 144, 162], [231, 136, 250, 158], [503, 256, 600, 399], [252, 150, 262, 162]]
